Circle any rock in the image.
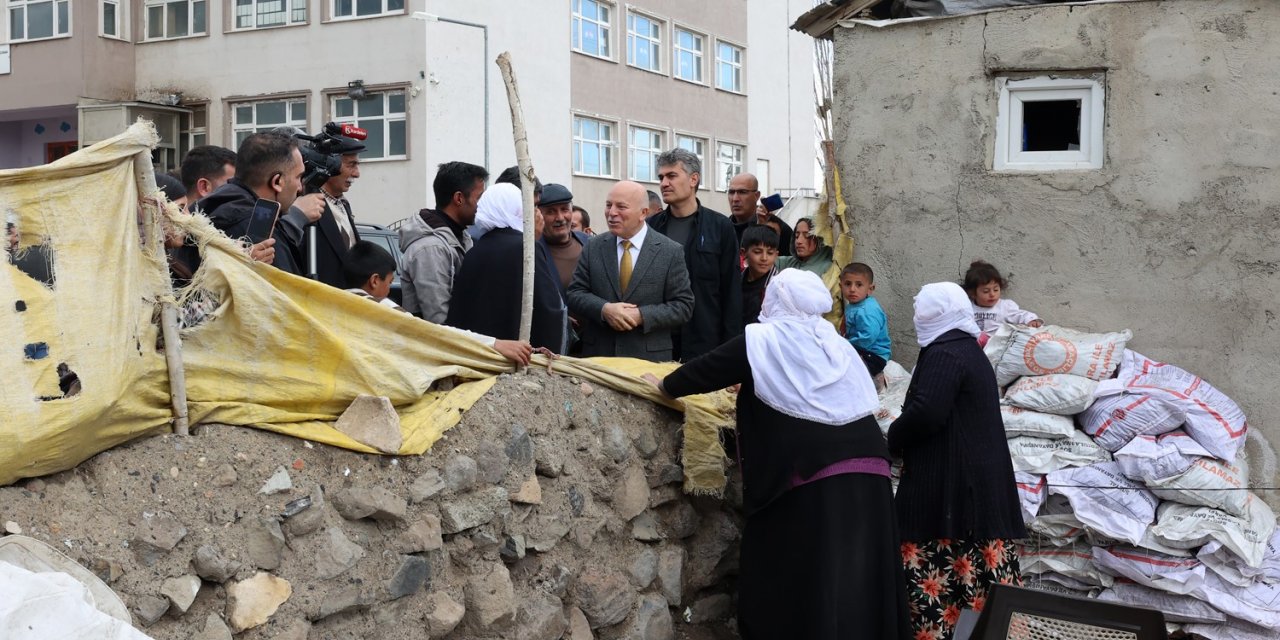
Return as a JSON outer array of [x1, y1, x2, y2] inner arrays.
[[274, 619, 311, 640], [373, 598, 409, 626], [657, 548, 685, 606], [632, 424, 660, 459], [685, 511, 740, 593], [571, 567, 632, 629], [314, 527, 366, 579], [192, 545, 239, 583], [226, 572, 292, 633], [649, 485, 681, 509], [602, 425, 632, 464], [304, 586, 370, 621], [131, 594, 170, 626], [331, 486, 407, 523], [444, 455, 479, 493], [3, 521, 21, 535], [393, 515, 443, 553], [193, 613, 232, 640], [258, 466, 293, 495], [571, 517, 606, 549], [630, 548, 658, 588], [648, 464, 683, 488], [466, 562, 517, 628], [24, 478, 45, 492], [631, 594, 675, 640], [388, 555, 431, 599], [613, 465, 649, 521], [631, 512, 663, 542], [506, 424, 535, 467], [515, 593, 567, 640], [567, 486, 586, 517], [566, 606, 593, 640], [440, 486, 509, 534], [409, 469, 446, 503], [500, 535, 526, 564], [91, 556, 125, 583], [281, 496, 312, 518], [474, 441, 510, 484], [537, 564, 572, 597], [284, 486, 326, 538], [133, 513, 188, 566], [580, 382, 595, 396], [160, 574, 202, 614], [425, 591, 465, 637], [212, 464, 238, 487], [657, 502, 699, 540], [511, 476, 543, 505], [523, 515, 571, 552], [333, 394, 403, 454], [535, 447, 564, 478], [688, 593, 733, 624], [246, 516, 287, 570]]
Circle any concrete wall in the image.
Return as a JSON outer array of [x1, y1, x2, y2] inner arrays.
[[832, 0, 1280, 471], [0, 2, 135, 111]]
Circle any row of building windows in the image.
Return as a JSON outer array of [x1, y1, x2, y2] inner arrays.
[[572, 0, 745, 94], [572, 114, 745, 191]]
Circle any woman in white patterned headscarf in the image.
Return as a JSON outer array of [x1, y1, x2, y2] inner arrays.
[[648, 269, 910, 640]]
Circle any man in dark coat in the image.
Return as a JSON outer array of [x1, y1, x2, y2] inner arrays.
[[649, 148, 743, 362], [310, 136, 366, 287]]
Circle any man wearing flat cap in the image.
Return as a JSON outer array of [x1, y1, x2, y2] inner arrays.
[[312, 135, 366, 288], [538, 183, 589, 292]]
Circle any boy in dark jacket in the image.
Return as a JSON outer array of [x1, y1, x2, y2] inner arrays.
[[739, 226, 779, 328]]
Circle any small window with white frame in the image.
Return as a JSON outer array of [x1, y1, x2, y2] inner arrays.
[[715, 141, 744, 192], [673, 28, 703, 84], [675, 134, 707, 190], [181, 104, 208, 158], [994, 75, 1104, 171], [331, 0, 401, 20], [101, 0, 125, 38], [234, 0, 306, 29], [572, 0, 611, 59], [629, 125, 663, 183], [144, 0, 206, 39], [573, 115, 616, 178], [9, 0, 71, 41], [715, 40, 743, 93], [331, 90, 407, 160], [626, 11, 661, 73], [231, 97, 307, 148]]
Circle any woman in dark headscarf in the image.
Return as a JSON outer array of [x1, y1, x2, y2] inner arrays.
[[648, 269, 910, 640], [889, 282, 1027, 640]]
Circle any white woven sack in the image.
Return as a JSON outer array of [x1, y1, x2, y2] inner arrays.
[[1120, 350, 1248, 461], [1184, 619, 1279, 640], [881, 360, 911, 387], [1097, 583, 1226, 625], [1198, 529, 1280, 588], [1148, 455, 1253, 518], [1189, 571, 1280, 631], [1091, 545, 1205, 595], [1114, 430, 1213, 483], [1018, 542, 1113, 588], [1029, 495, 1086, 546], [1008, 430, 1111, 474], [1078, 392, 1187, 453], [1001, 405, 1075, 439], [1151, 499, 1278, 568], [1047, 462, 1159, 545], [1015, 472, 1046, 524], [983, 324, 1130, 387], [875, 377, 909, 435], [1004, 374, 1099, 416]]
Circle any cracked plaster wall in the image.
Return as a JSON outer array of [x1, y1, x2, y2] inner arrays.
[[832, 0, 1280, 488]]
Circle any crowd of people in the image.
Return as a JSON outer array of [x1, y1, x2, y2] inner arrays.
[[154, 129, 1047, 640]]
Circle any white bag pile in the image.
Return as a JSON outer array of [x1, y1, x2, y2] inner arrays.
[[975, 324, 1278, 638]]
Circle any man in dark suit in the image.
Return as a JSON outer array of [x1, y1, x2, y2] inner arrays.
[[566, 181, 694, 362], [311, 136, 365, 287]]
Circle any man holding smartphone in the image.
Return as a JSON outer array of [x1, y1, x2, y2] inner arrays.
[[195, 132, 307, 274]]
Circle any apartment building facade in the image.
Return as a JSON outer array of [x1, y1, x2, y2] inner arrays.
[[0, 0, 815, 226]]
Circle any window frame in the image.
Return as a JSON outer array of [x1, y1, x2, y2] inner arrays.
[[714, 140, 745, 192], [571, 0, 612, 61], [994, 75, 1105, 172], [142, 0, 207, 41], [675, 133, 708, 191], [328, 87, 409, 162], [714, 39, 744, 94], [628, 123, 665, 184], [625, 9, 663, 75], [230, 0, 307, 31], [227, 94, 309, 149], [8, 0, 72, 43], [672, 26, 705, 85], [572, 113, 618, 179], [100, 0, 127, 39], [327, 0, 403, 22], [181, 103, 208, 158]]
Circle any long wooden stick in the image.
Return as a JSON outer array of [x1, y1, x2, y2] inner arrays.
[[135, 150, 190, 436], [496, 51, 537, 344]]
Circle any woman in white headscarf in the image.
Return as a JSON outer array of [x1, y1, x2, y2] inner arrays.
[[888, 282, 1026, 640], [649, 269, 910, 640], [446, 183, 569, 352]]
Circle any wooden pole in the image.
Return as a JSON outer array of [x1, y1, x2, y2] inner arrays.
[[496, 51, 537, 344], [135, 150, 190, 436]]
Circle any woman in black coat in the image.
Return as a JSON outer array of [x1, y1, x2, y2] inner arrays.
[[888, 282, 1026, 640]]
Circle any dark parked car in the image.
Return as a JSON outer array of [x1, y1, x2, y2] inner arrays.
[[356, 222, 404, 306]]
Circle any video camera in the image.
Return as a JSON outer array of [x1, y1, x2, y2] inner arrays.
[[296, 122, 368, 192]]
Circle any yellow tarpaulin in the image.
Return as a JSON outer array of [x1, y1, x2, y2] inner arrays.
[[0, 122, 734, 494]]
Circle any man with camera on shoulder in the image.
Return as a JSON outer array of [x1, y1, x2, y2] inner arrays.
[[309, 136, 365, 288]]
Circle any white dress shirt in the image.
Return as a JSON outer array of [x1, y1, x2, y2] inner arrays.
[[616, 222, 648, 271]]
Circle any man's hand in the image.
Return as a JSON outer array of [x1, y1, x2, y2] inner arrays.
[[494, 339, 533, 367], [1029, 319, 1045, 328], [603, 302, 640, 331], [248, 238, 276, 264], [293, 193, 325, 223]]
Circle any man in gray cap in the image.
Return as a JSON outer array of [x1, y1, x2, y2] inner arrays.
[[311, 135, 366, 288], [538, 182, 588, 292]]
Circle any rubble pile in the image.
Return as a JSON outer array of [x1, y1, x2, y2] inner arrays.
[[879, 324, 1280, 640], [0, 370, 743, 640]]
